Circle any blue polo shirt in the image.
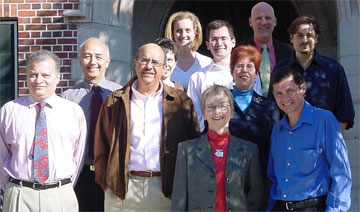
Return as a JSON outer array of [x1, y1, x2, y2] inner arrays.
[[273, 50, 355, 129], [268, 101, 351, 212]]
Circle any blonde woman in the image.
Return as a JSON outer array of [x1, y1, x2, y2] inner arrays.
[[165, 11, 212, 90]]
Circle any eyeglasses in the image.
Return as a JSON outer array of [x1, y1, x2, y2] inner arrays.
[[137, 57, 163, 67], [205, 104, 230, 112]]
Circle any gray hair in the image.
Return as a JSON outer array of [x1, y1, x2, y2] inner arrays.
[[26, 50, 60, 73]]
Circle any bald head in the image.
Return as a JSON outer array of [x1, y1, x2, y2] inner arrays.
[[249, 2, 277, 43], [78, 37, 111, 83]]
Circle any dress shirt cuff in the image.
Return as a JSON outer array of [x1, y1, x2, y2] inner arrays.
[[326, 191, 350, 212]]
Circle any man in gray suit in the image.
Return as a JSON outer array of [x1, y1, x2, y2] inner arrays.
[[60, 38, 122, 211]]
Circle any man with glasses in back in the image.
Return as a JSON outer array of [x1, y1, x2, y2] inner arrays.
[[93, 43, 200, 211], [187, 20, 236, 132]]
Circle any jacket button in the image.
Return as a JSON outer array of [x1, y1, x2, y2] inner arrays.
[[226, 192, 231, 197], [226, 177, 230, 181], [228, 209, 232, 212]]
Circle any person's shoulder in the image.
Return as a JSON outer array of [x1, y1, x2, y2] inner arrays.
[[311, 105, 337, 122], [315, 52, 343, 70], [59, 81, 86, 99], [178, 136, 202, 151], [0, 96, 27, 112], [195, 52, 212, 65], [103, 79, 123, 91]]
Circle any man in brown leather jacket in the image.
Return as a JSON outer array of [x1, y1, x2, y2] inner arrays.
[[94, 43, 200, 211]]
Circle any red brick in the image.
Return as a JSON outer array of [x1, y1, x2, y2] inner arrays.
[[5, 0, 23, 3], [47, 0, 66, 2], [18, 32, 30, 38], [37, 10, 57, 16], [57, 10, 64, 16], [63, 59, 71, 65], [55, 88, 62, 94], [18, 18, 30, 24], [74, 4, 79, 9], [53, 46, 62, 51], [48, 24, 67, 30], [18, 54, 25, 60], [11, 4, 17, 16], [42, 32, 51, 37], [31, 18, 41, 23], [36, 39, 56, 45], [31, 32, 40, 37], [43, 18, 51, 23], [31, 46, 41, 52], [18, 68, 26, 74], [62, 73, 71, 79], [18, 25, 24, 31], [74, 31, 77, 36], [53, 17, 64, 23], [70, 0, 79, 2], [58, 80, 68, 86], [42, 46, 52, 51], [18, 39, 34, 45], [52, 32, 61, 37], [53, 3, 62, 9], [64, 3, 73, 9], [18, 81, 25, 88], [19, 46, 30, 52], [26, 0, 45, 3], [69, 24, 77, 30], [32, 4, 41, 9], [43, 4, 51, 9], [74, 45, 77, 51], [18, 4, 31, 9], [26, 25, 46, 30], [69, 53, 77, 58], [56, 53, 68, 58], [19, 89, 29, 95], [18, 11, 35, 16], [63, 31, 72, 37], [58, 39, 76, 44], [63, 46, 72, 51]]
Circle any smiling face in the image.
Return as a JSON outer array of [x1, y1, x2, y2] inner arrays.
[[272, 75, 306, 118], [134, 43, 165, 88], [203, 92, 232, 133], [206, 26, 235, 61], [79, 38, 110, 84], [249, 2, 277, 43], [232, 57, 258, 90], [290, 23, 318, 56], [27, 57, 60, 102], [173, 18, 196, 50]]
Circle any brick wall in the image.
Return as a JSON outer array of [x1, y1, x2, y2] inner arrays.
[[0, 0, 79, 96]]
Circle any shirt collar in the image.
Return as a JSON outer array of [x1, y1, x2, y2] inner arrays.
[[83, 78, 108, 92], [28, 94, 57, 109], [280, 101, 314, 130], [207, 61, 230, 72], [131, 79, 164, 100], [254, 38, 274, 52]]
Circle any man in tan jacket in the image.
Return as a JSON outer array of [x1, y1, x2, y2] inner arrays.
[[94, 43, 200, 211]]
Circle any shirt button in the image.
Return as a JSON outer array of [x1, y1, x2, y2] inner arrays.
[[228, 209, 232, 212], [227, 192, 231, 197], [285, 178, 288, 182], [288, 147, 292, 150], [287, 162, 291, 166], [289, 131, 293, 134], [283, 194, 287, 198], [246, 116, 251, 121], [226, 177, 230, 182]]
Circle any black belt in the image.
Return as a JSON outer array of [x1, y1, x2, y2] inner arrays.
[[9, 177, 71, 190], [278, 196, 326, 211]]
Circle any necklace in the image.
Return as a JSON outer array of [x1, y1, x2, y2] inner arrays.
[[209, 140, 229, 158]]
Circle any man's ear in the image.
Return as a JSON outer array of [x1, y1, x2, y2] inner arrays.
[[300, 82, 306, 95]]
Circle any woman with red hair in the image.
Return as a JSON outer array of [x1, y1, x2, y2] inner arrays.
[[229, 45, 278, 210]]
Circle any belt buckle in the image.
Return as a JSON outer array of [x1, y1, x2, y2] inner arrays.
[[286, 202, 294, 210]]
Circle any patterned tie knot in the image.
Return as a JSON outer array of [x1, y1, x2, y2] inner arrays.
[[92, 84, 99, 92], [37, 101, 46, 109]]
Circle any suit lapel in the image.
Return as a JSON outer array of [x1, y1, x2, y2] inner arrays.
[[196, 135, 215, 172]]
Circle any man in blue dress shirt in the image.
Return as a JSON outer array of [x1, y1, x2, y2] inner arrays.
[[268, 66, 351, 212], [273, 15, 355, 132]]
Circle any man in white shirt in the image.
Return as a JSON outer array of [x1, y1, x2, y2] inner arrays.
[[187, 20, 236, 132], [94, 43, 200, 211], [0, 50, 87, 212]]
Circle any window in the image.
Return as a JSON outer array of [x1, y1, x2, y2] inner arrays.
[[0, 19, 18, 107]]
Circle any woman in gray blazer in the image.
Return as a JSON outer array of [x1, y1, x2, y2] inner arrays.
[[171, 85, 263, 212]]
